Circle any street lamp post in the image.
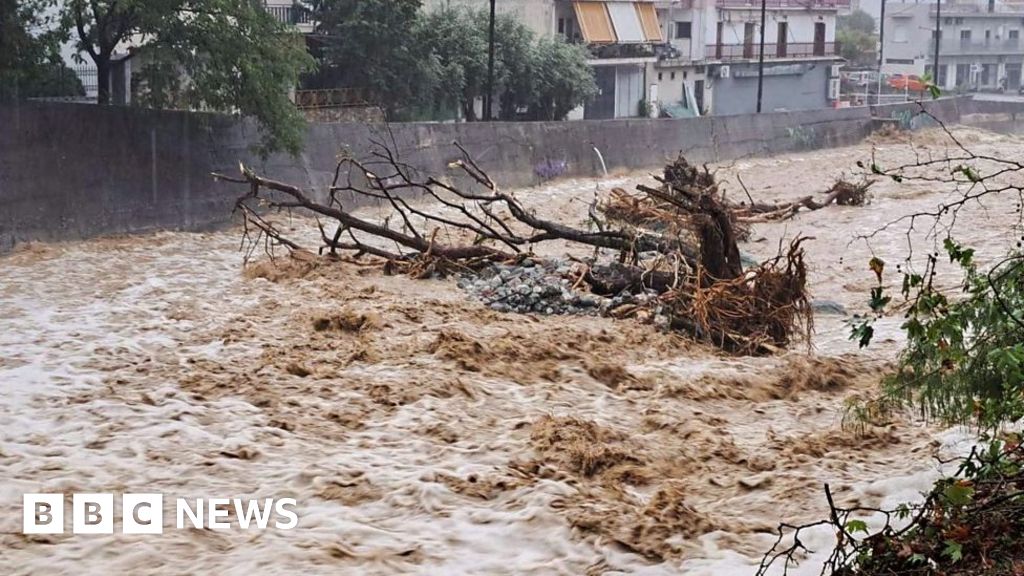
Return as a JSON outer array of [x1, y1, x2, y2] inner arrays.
[[877, 0, 887, 105], [933, 0, 942, 88], [485, 0, 496, 121], [755, 0, 767, 113]]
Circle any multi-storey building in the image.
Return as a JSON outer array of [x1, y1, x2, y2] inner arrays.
[[701, 0, 846, 114], [424, 0, 847, 117], [882, 0, 1024, 91]]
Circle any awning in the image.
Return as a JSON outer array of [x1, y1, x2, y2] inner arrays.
[[607, 2, 645, 43], [635, 2, 664, 43], [573, 2, 664, 44], [574, 2, 616, 44]]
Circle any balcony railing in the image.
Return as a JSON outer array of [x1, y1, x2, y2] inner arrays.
[[932, 38, 1021, 54], [264, 4, 312, 26], [706, 41, 838, 60], [715, 0, 850, 8]]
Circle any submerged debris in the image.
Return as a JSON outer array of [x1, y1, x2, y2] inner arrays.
[[227, 147, 818, 353]]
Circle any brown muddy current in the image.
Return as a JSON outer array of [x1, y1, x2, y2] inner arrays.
[[1, 127, 1022, 575]]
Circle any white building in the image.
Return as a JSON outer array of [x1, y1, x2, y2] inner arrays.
[[882, 0, 1024, 91]]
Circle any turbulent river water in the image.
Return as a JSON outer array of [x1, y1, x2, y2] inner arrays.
[[1, 127, 1022, 575]]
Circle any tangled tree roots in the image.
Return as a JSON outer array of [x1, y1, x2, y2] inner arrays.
[[218, 144, 812, 353], [672, 237, 812, 352]]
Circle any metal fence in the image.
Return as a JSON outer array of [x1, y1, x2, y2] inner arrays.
[[264, 4, 312, 25], [707, 42, 839, 61], [72, 65, 98, 96]]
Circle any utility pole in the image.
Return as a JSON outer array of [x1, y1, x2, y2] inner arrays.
[[755, 0, 767, 113], [877, 0, 887, 105], [485, 0, 496, 121], [933, 0, 941, 87]]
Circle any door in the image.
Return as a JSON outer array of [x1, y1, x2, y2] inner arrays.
[[1008, 64, 1022, 89], [614, 66, 643, 118], [777, 22, 788, 57], [585, 66, 616, 120], [956, 64, 970, 86], [813, 22, 826, 56], [694, 79, 705, 113], [744, 23, 755, 59]]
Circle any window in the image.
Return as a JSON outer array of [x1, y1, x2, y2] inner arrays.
[[1010, 29, 1020, 41], [675, 21, 692, 39], [893, 23, 908, 43], [658, 72, 663, 81], [777, 22, 788, 56], [558, 18, 565, 34], [670, 72, 676, 80]]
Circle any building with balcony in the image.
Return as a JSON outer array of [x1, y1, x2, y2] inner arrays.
[[701, 0, 846, 115], [882, 0, 1024, 91], [423, 0, 845, 118]]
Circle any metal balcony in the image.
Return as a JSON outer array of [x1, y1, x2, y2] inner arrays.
[[706, 41, 838, 60], [714, 0, 850, 8], [264, 3, 312, 26]]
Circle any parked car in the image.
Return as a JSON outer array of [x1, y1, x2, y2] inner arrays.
[[887, 74, 928, 92]]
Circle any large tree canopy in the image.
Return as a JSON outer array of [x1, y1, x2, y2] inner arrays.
[[0, 0, 83, 102], [61, 0, 314, 154], [312, 1, 595, 121], [311, 0, 432, 114]]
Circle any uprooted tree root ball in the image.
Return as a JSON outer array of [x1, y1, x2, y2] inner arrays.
[[218, 144, 852, 353]]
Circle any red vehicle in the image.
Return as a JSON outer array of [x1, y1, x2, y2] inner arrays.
[[887, 74, 928, 92]]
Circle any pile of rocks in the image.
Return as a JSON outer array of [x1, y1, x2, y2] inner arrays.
[[457, 259, 662, 317]]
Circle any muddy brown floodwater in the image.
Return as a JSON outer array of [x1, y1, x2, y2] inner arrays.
[[1, 127, 1022, 575]]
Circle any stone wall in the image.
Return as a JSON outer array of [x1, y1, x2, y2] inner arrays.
[[0, 96, 990, 252]]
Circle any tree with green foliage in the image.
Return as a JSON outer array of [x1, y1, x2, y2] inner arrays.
[[416, 8, 488, 120], [60, 0, 314, 154], [527, 36, 595, 121], [847, 117, 1024, 430], [312, 0, 433, 116], [837, 9, 878, 68], [416, 8, 592, 122], [485, 10, 537, 121], [0, 0, 84, 102], [313, 2, 595, 122], [760, 109, 1024, 576]]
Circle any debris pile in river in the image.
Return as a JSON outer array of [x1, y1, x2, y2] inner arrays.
[[223, 145, 859, 353]]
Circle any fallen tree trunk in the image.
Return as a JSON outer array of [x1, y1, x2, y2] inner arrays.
[[731, 178, 873, 222], [219, 144, 811, 353]]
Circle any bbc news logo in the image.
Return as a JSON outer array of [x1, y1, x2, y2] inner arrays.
[[23, 494, 298, 534]]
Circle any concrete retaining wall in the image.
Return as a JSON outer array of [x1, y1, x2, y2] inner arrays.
[[0, 96, 990, 252]]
